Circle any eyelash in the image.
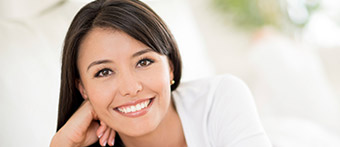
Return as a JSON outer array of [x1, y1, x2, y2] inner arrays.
[[94, 68, 113, 78], [94, 58, 155, 78], [136, 58, 154, 68]]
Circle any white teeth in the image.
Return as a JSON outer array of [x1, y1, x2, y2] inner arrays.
[[131, 106, 136, 112], [136, 104, 141, 111], [118, 107, 125, 113], [117, 99, 152, 113]]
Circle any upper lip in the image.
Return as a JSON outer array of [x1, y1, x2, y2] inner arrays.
[[114, 97, 154, 109]]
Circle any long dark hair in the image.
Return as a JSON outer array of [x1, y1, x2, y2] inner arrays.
[[57, 0, 182, 146]]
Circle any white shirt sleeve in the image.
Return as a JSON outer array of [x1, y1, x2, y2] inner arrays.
[[207, 75, 272, 147]]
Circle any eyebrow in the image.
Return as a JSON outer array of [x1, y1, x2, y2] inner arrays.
[[132, 48, 153, 58], [87, 59, 113, 72], [86, 48, 153, 72]]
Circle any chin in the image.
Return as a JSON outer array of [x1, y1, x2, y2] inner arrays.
[[117, 117, 161, 137]]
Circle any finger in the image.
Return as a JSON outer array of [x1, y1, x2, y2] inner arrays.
[[100, 127, 110, 146], [92, 112, 99, 120], [96, 121, 107, 139], [83, 121, 100, 146], [108, 129, 116, 146], [100, 120, 108, 126]]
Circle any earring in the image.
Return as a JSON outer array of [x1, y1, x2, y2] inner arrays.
[[171, 80, 175, 85]]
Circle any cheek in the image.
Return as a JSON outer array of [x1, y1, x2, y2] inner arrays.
[[142, 64, 172, 100], [87, 80, 117, 110], [142, 63, 170, 87]]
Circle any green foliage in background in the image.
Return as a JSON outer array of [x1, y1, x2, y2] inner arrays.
[[213, 0, 267, 29], [212, 0, 320, 30]]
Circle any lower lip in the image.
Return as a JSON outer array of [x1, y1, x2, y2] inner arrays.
[[115, 98, 154, 118]]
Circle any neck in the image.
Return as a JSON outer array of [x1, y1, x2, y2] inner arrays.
[[119, 100, 186, 147]]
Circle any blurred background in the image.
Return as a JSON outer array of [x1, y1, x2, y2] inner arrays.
[[0, 0, 339, 146]]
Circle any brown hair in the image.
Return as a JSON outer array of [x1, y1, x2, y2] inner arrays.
[[57, 0, 182, 146]]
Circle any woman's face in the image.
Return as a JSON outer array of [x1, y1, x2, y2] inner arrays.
[[77, 27, 174, 137]]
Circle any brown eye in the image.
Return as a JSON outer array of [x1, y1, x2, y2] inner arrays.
[[137, 58, 154, 68], [95, 68, 113, 77]]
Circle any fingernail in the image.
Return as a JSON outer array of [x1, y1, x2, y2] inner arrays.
[[98, 133, 103, 139], [103, 140, 107, 146], [111, 139, 115, 146]]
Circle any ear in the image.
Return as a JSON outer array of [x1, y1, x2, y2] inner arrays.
[[168, 60, 174, 81], [76, 79, 88, 100]]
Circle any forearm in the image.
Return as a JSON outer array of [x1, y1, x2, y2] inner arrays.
[[50, 131, 79, 147]]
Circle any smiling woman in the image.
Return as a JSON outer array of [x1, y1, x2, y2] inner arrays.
[[77, 28, 177, 142], [50, 0, 271, 147]]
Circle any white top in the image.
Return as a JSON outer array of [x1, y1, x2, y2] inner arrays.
[[172, 74, 272, 147]]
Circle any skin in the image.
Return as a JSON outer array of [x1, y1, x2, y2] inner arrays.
[[51, 27, 186, 147]]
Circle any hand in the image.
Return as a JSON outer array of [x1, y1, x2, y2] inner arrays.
[[50, 100, 116, 147]]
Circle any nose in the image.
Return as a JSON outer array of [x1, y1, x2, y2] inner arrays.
[[118, 72, 142, 97]]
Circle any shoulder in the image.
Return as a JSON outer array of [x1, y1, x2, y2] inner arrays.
[[212, 74, 251, 99], [172, 74, 254, 146], [173, 74, 246, 95], [205, 76, 271, 146], [172, 74, 255, 126], [172, 74, 250, 104], [173, 74, 271, 146], [212, 74, 254, 106]]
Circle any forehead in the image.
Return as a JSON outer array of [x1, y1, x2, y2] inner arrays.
[[78, 27, 150, 61], [80, 27, 147, 52]]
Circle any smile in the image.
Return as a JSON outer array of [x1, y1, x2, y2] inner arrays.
[[114, 98, 154, 117]]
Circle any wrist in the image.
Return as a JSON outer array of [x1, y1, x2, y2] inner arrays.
[[50, 131, 79, 147]]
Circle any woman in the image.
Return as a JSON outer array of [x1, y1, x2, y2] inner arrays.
[[50, 0, 272, 146]]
